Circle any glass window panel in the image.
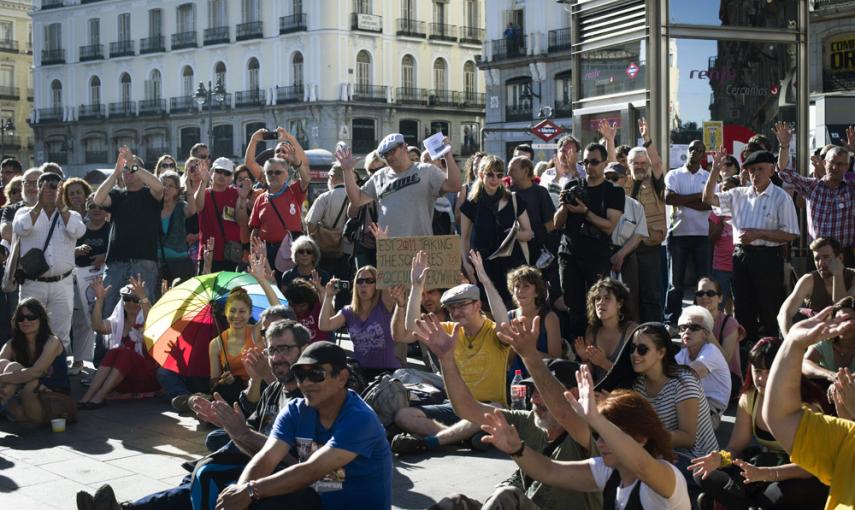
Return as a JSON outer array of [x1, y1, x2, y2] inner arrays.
[[579, 39, 646, 99], [668, 0, 797, 29]]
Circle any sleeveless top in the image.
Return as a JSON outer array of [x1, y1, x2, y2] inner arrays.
[[39, 346, 70, 394], [603, 470, 643, 510], [591, 326, 629, 383], [739, 389, 784, 453], [216, 328, 255, 382], [806, 269, 855, 312], [812, 339, 855, 372]]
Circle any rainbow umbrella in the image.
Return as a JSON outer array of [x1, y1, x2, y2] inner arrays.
[[144, 271, 287, 377]]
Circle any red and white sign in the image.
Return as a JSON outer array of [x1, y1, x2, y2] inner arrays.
[[530, 119, 564, 142], [625, 62, 640, 80]]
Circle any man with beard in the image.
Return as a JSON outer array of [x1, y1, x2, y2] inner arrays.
[[419, 313, 600, 510], [77, 320, 311, 510], [778, 237, 855, 336]]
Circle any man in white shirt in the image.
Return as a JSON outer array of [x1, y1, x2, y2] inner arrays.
[[664, 140, 712, 327], [13, 170, 86, 352], [540, 135, 586, 209]]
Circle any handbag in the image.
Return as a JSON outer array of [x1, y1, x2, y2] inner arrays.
[[487, 193, 529, 264], [17, 212, 61, 281], [39, 390, 78, 423], [311, 196, 348, 257], [268, 197, 296, 272], [209, 192, 244, 264]]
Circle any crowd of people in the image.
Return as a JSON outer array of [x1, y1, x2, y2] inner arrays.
[[0, 116, 851, 510]]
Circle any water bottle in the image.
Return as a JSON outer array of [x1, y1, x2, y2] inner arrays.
[[510, 370, 527, 410]]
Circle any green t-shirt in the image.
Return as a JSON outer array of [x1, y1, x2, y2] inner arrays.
[[499, 410, 603, 510]]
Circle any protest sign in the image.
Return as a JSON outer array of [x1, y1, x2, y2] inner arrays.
[[376, 235, 461, 289]]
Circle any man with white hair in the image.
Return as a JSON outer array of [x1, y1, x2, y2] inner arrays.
[[676, 305, 731, 427]]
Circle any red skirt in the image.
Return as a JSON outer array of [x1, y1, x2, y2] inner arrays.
[[100, 341, 160, 394]]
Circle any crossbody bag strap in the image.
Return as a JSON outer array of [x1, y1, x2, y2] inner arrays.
[[208, 191, 229, 239], [217, 332, 231, 373], [42, 211, 61, 251], [267, 195, 289, 230], [326, 195, 349, 230], [158, 204, 176, 261]]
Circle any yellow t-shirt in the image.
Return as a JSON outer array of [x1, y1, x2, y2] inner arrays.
[[442, 319, 510, 406], [791, 408, 855, 509]]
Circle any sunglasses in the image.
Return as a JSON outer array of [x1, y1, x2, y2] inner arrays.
[[628, 343, 650, 356], [42, 181, 60, 190], [263, 344, 301, 356], [296, 249, 313, 255], [483, 171, 504, 179], [87, 204, 103, 210], [160, 163, 176, 169], [605, 175, 621, 182], [265, 170, 284, 176], [356, 278, 376, 285], [695, 290, 720, 298], [122, 295, 140, 304], [678, 323, 705, 333], [583, 159, 602, 166], [16, 312, 39, 322], [214, 168, 233, 177], [293, 367, 329, 383]]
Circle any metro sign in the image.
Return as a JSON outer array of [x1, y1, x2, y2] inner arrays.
[[625, 62, 640, 80], [530, 119, 564, 142]]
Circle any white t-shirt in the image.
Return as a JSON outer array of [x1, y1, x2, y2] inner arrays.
[[587, 457, 690, 510], [664, 166, 710, 236], [361, 162, 446, 237], [539, 164, 586, 208], [676, 342, 732, 409]]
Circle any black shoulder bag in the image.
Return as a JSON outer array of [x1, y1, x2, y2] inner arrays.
[[18, 212, 61, 281], [209, 191, 244, 264]]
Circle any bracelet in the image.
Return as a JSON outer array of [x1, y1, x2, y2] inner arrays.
[[718, 450, 732, 467], [643, 139, 653, 148], [510, 441, 526, 458], [139, 298, 150, 305], [247, 480, 261, 500]]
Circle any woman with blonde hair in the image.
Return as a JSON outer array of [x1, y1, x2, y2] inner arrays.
[[154, 154, 178, 176]]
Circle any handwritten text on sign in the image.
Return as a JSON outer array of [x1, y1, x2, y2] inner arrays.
[[376, 235, 461, 289]]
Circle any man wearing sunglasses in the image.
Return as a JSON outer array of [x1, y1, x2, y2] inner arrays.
[[216, 341, 392, 510], [0, 157, 22, 207], [13, 168, 85, 357], [195, 157, 250, 273], [337, 132, 461, 238]]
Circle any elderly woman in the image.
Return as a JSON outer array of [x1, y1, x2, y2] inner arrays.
[[676, 305, 732, 428], [279, 236, 330, 292]]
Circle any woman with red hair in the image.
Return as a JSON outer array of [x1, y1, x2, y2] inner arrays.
[[481, 364, 691, 509]]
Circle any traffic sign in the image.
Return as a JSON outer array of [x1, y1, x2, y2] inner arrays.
[[530, 119, 564, 142], [625, 62, 640, 80]]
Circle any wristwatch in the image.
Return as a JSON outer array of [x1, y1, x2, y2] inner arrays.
[[247, 480, 261, 500]]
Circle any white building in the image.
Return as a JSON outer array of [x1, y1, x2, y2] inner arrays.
[[0, 0, 33, 166], [31, 0, 486, 176]]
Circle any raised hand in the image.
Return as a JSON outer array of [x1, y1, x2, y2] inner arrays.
[[388, 285, 407, 307], [129, 273, 147, 299], [335, 145, 356, 173], [91, 276, 111, 301], [598, 118, 617, 141], [785, 306, 855, 350], [410, 250, 430, 287], [480, 408, 522, 455], [574, 337, 590, 362], [190, 396, 223, 427], [563, 364, 599, 423], [413, 313, 459, 360], [585, 345, 609, 368], [325, 278, 340, 296], [772, 121, 793, 149], [242, 347, 273, 383], [116, 146, 133, 173], [468, 249, 488, 280], [368, 222, 389, 240], [846, 126, 855, 153], [688, 452, 723, 480], [638, 117, 650, 142], [832, 367, 855, 419], [496, 315, 541, 359], [711, 145, 728, 173]]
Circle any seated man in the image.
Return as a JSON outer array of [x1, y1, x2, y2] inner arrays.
[[76, 319, 311, 510], [391, 251, 511, 455], [778, 237, 855, 335], [415, 310, 601, 510], [215, 341, 392, 510]]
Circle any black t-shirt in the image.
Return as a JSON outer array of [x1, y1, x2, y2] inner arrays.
[[75, 222, 111, 267], [0, 201, 24, 225], [511, 184, 555, 256], [461, 191, 528, 257], [107, 187, 162, 262], [558, 180, 624, 260]]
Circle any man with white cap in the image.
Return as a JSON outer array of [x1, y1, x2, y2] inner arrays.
[[390, 251, 511, 455], [336, 133, 461, 237], [194, 156, 250, 273]]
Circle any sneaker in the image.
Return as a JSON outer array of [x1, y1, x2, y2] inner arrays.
[[93, 484, 121, 510], [171, 394, 191, 413], [468, 431, 491, 452], [390, 433, 429, 455]]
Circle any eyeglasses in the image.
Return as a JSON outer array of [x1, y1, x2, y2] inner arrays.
[[356, 278, 376, 285], [369, 165, 385, 172], [582, 159, 602, 166], [293, 367, 329, 383], [160, 163, 176, 169], [122, 295, 140, 304], [263, 344, 301, 356], [446, 301, 476, 312], [24, 180, 38, 187], [214, 168, 233, 177], [484, 172, 504, 179], [678, 323, 705, 333], [605, 175, 621, 182], [87, 204, 102, 211], [42, 181, 59, 190], [628, 343, 650, 356], [265, 170, 284, 176], [8, 187, 20, 194], [296, 249, 313, 255], [695, 290, 720, 298], [16, 312, 39, 322]]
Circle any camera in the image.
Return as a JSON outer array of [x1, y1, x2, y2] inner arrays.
[[333, 280, 351, 292], [262, 130, 279, 140], [562, 180, 589, 208]]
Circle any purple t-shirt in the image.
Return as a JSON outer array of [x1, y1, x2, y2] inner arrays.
[[342, 302, 401, 370]]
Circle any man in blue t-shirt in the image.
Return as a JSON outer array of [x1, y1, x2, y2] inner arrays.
[[216, 341, 392, 510]]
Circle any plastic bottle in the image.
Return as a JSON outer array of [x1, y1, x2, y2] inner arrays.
[[510, 369, 527, 410]]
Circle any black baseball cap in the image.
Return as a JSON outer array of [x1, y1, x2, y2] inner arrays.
[[521, 359, 581, 389], [292, 341, 348, 372], [742, 150, 776, 167]]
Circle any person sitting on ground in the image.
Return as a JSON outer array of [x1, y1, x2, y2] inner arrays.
[[391, 250, 511, 455], [0, 298, 68, 425], [762, 303, 855, 509], [282, 278, 328, 343], [279, 236, 330, 292], [214, 341, 392, 510], [778, 237, 855, 336], [481, 363, 691, 509], [78, 275, 156, 409], [506, 265, 562, 379], [695, 277, 745, 392], [421, 313, 601, 510], [690, 337, 829, 510], [319, 266, 408, 380], [675, 306, 732, 428], [76, 320, 313, 510], [802, 296, 855, 386], [574, 277, 637, 382]]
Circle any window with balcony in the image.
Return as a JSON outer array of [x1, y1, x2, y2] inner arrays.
[[118, 13, 131, 42], [356, 50, 371, 90], [432, 58, 450, 105], [352, 118, 376, 154], [81, 76, 103, 119], [88, 18, 99, 44], [210, 0, 227, 27], [248, 57, 259, 91], [292, 52, 303, 87], [242, 0, 260, 22], [0, 65, 14, 99], [89, 76, 100, 105], [143, 69, 163, 115], [42, 23, 64, 64], [120, 73, 131, 103], [182, 66, 194, 97], [147, 70, 161, 100], [0, 21, 12, 42], [142, 9, 165, 53], [402, 55, 415, 90], [464, 61, 476, 95], [174, 4, 197, 49], [215, 61, 227, 87], [505, 77, 532, 122], [237, 0, 263, 41]]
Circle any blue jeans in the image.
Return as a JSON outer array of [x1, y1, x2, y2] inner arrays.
[[664, 235, 710, 324], [205, 428, 231, 452], [156, 368, 210, 401], [129, 474, 192, 510], [102, 259, 160, 319]]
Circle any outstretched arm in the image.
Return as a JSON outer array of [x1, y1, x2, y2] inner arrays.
[[469, 250, 508, 326]]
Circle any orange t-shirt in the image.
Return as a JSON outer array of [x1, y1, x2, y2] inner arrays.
[[215, 328, 255, 382]]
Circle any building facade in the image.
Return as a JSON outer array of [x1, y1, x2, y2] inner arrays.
[[479, 0, 572, 161], [31, 0, 485, 176], [0, 0, 33, 166]]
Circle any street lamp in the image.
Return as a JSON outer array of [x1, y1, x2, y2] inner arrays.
[[0, 119, 14, 159], [195, 79, 226, 150]]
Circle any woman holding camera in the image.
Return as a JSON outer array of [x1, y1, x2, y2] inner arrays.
[[319, 266, 407, 380], [460, 155, 533, 305]]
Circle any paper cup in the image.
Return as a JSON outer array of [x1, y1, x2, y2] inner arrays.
[[50, 418, 66, 433]]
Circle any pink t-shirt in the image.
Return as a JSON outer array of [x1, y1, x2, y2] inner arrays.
[[709, 213, 733, 272], [713, 313, 745, 378]]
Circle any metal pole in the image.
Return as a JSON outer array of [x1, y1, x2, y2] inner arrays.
[[207, 81, 214, 149]]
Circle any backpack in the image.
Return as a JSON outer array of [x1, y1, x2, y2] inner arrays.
[[432, 197, 454, 236], [360, 374, 409, 427]]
